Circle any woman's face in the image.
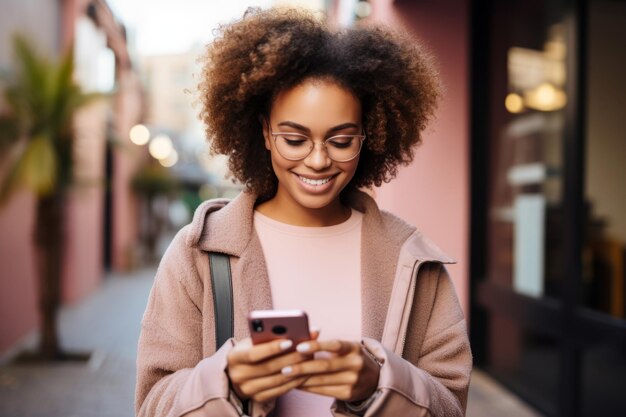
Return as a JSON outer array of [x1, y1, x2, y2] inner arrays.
[[263, 79, 362, 223]]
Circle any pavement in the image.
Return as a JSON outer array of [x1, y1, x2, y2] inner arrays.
[[0, 268, 155, 417], [0, 266, 543, 417]]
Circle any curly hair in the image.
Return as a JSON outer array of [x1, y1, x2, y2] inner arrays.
[[198, 7, 441, 200]]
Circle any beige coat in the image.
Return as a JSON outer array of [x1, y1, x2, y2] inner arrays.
[[135, 190, 472, 417]]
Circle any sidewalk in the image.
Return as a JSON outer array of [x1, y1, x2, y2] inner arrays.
[[0, 267, 542, 417], [0, 268, 155, 417]]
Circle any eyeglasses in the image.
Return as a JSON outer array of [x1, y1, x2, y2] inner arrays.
[[267, 123, 366, 162]]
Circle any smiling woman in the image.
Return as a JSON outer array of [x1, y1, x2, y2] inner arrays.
[[135, 7, 471, 417], [258, 80, 363, 226]]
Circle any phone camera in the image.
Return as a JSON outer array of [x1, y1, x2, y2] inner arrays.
[[252, 319, 264, 332], [272, 325, 287, 335]]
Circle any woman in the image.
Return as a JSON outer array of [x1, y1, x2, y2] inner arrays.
[[135, 7, 471, 417]]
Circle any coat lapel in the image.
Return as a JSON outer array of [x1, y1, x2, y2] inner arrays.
[[345, 191, 417, 342], [347, 191, 455, 344]]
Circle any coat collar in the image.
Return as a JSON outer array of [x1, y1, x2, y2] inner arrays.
[[187, 189, 453, 263], [186, 192, 255, 256]]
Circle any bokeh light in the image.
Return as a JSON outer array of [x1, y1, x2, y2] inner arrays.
[[129, 124, 150, 145], [159, 149, 179, 167], [505, 93, 524, 113], [148, 134, 173, 160], [524, 82, 567, 111]]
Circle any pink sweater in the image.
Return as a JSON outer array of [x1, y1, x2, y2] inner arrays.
[[253, 209, 364, 416]]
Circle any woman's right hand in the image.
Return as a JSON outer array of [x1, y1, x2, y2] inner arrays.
[[226, 332, 318, 403]]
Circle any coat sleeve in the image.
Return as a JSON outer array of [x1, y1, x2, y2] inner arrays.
[[134, 227, 242, 417], [333, 264, 472, 417]]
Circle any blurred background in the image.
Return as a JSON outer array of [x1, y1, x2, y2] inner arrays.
[[0, 0, 624, 416]]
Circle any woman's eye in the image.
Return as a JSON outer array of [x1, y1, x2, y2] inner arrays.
[[281, 136, 308, 146], [328, 137, 355, 149]]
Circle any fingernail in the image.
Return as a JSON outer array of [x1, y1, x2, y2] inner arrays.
[[280, 340, 293, 350], [281, 366, 293, 375], [310, 326, 321, 333], [296, 342, 310, 353]]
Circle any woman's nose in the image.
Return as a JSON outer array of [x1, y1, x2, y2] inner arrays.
[[303, 142, 332, 170]]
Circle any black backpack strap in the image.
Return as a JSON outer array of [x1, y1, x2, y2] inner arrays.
[[209, 252, 234, 349]]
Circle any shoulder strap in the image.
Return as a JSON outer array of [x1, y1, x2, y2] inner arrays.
[[209, 252, 234, 349]]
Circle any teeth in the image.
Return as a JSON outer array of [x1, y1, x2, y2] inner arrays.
[[299, 175, 332, 186]]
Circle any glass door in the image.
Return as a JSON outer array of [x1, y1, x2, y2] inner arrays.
[[482, 2, 570, 415], [471, 1, 626, 416]]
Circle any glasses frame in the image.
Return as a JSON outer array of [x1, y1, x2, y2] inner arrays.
[[267, 123, 366, 162]]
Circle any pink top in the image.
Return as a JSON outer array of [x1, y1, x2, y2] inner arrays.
[[253, 209, 363, 417]]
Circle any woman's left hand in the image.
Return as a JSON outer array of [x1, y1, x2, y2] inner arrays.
[[280, 340, 380, 402]]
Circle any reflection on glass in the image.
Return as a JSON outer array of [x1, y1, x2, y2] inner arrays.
[[579, 3, 626, 413], [505, 93, 524, 113], [582, 0, 626, 321], [488, 313, 558, 415], [488, 3, 567, 301], [506, 26, 567, 113]]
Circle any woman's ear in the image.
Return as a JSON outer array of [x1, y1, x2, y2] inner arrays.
[[260, 117, 271, 151]]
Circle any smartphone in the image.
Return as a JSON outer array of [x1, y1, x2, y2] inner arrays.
[[247, 309, 311, 346]]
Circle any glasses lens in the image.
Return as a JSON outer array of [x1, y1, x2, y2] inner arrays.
[[274, 135, 314, 160], [326, 135, 363, 161]]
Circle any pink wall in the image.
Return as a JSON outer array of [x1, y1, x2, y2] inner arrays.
[[112, 71, 143, 271], [62, 101, 108, 303], [0, 192, 38, 354], [369, 0, 470, 315], [63, 191, 103, 303]]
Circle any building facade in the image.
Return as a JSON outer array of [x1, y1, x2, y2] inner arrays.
[[0, 0, 144, 356], [470, 1, 626, 416]]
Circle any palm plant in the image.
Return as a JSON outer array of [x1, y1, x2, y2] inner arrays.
[[0, 35, 98, 360]]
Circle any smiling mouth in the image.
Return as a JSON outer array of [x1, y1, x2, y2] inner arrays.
[[297, 175, 335, 186]]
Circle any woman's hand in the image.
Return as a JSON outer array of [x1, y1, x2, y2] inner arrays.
[[226, 331, 319, 403], [282, 340, 380, 402]]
